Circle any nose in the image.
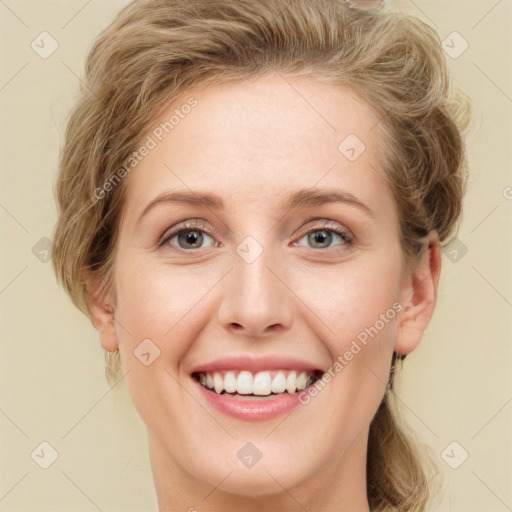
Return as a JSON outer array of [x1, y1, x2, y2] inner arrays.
[[217, 245, 294, 338]]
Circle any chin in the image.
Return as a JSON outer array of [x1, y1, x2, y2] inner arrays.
[[207, 467, 303, 498], [183, 448, 308, 498]]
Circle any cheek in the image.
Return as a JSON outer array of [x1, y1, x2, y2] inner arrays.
[[293, 247, 402, 423], [113, 257, 222, 362], [298, 250, 403, 351], [112, 258, 216, 420], [300, 263, 400, 433]]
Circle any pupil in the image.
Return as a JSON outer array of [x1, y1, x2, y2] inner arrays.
[[180, 230, 202, 248], [310, 230, 331, 248]]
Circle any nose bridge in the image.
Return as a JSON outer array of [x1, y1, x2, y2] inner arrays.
[[217, 240, 293, 335]]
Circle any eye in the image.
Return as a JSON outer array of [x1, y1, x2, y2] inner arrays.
[[158, 219, 218, 250], [158, 219, 352, 251], [295, 222, 352, 250]]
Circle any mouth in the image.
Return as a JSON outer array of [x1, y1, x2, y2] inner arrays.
[[192, 369, 323, 400], [189, 356, 326, 421]]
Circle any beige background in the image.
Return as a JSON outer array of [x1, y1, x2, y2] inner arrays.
[[0, 1, 510, 510]]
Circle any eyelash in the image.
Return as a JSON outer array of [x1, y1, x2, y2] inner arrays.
[[158, 219, 219, 248], [158, 219, 353, 250]]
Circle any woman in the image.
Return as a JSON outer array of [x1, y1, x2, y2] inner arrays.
[[51, 0, 470, 510]]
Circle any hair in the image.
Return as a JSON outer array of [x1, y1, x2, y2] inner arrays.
[[51, 0, 471, 510]]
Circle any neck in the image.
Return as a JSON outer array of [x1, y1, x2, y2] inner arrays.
[[148, 428, 371, 512]]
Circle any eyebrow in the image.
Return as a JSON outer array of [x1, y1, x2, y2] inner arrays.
[[137, 187, 376, 223], [286, 188, 376, 218]]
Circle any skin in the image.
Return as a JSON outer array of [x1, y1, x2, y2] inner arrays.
[[88, 73, 441, 512]]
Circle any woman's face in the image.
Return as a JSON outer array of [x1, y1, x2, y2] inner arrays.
[[103, 74, 421, 497]]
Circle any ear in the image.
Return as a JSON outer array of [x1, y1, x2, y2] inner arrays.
[[394, 232, 441, 355], [86, 274, 119, 352]]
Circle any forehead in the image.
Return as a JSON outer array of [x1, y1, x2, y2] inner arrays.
[[121, 73, 393, 221]]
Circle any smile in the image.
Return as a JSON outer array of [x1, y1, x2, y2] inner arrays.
[[190, 356, 325, 421], [190, 354, 324, 421], [193, 369, 321, 396]]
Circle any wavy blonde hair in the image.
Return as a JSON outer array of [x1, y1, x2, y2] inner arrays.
[[51, 0, 471, 510]]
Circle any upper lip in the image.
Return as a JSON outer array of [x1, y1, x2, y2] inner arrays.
[[190, 355, 324, 374]]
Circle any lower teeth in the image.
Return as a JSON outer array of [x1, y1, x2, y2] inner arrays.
[[203, 387, 301, 398], [230, 393, 280, 400]]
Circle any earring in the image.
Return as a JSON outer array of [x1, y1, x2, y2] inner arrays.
[[104, 347, 122, 387], [388, 351, 406, 390]]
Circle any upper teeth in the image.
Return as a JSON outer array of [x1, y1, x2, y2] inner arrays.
[[198, 370, 316, 396]]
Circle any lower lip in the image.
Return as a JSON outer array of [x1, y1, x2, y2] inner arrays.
[[194, 378, 303, 421]]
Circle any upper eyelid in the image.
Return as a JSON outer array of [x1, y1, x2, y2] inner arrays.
[[159, 219, 216, 245], [298, 220, 353, 240]]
